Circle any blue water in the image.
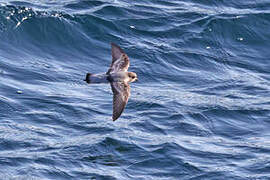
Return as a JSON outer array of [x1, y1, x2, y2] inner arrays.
[[0, 0, 270, 179]]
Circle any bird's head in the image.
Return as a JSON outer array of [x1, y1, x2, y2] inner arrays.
[[127, 72, 138, 83]]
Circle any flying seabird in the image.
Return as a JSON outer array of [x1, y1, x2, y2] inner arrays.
[[85, 43, 138, 121]]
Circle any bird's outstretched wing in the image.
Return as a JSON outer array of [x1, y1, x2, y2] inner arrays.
[[106, 43, 130, 74], [110, 81, 130, 121]]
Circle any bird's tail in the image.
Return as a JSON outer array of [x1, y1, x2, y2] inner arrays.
[[84, 73, 91, 84]]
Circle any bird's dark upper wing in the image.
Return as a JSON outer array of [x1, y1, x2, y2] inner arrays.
[[107, 43, 130, 74], [110, 81, 130, 121]]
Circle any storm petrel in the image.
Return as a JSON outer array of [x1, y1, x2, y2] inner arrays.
[[85, 43, 138, 121]]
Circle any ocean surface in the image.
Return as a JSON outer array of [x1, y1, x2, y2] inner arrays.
[[0, 0, 270, 179]]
